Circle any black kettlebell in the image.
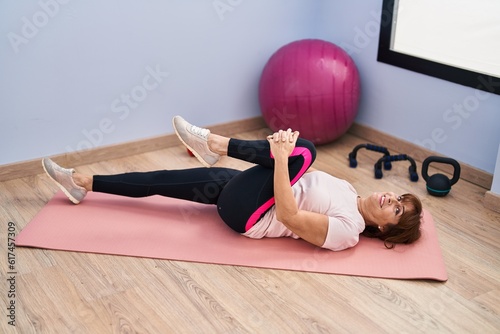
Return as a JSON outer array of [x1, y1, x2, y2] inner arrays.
[[422, 156, 461, 197]]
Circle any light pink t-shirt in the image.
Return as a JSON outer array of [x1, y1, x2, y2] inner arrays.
[[242, 171, 365, 251]]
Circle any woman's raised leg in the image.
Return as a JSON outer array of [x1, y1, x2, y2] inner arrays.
[[172, 115, 317, 233], [217, 137, 316, 233]]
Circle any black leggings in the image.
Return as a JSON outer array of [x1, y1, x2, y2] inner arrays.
[[93, 138, 316, 233]]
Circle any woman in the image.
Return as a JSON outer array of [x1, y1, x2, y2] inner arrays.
[[42, 116, 422, 251]]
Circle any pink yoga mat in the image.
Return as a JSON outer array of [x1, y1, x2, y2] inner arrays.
[[16, 191, 447, 281]]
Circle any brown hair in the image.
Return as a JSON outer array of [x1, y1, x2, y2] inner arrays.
[[361, 193, 423, 249]]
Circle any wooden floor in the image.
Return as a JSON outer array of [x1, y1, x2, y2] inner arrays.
[[1, 128, 499, 333]]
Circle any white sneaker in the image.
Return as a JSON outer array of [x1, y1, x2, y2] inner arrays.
[[172, 116, 220, 167], [42, 158, 87, 204]]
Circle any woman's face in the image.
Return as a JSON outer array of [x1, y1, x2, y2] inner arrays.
[[365, 192, 413, 229]]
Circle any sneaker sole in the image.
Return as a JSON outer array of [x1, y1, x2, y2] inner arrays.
[[42, 159, 81, 204], [172, 118, 213, 168]]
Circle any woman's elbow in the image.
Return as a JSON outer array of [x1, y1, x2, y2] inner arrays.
[[276, 211, 299, 227], [276, 212, 287, 224]]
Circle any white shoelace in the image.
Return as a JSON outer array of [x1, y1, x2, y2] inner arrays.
[[190, 125, 210, 139]]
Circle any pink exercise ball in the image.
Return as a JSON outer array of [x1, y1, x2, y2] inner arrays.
[[259, 39, 360, 145]]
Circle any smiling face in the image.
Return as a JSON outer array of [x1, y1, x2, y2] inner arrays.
[[359, 192, 415, 230]]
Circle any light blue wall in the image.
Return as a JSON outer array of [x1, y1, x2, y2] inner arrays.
[[492, 144, 500, 193], [1, 0, 499, 176], [0, 0, 319, 164]]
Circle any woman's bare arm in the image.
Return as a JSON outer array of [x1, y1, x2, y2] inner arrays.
[[268, 130, 328, 247]]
